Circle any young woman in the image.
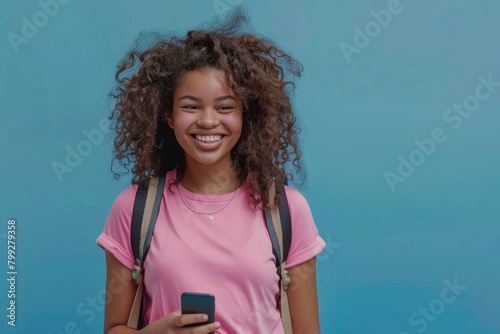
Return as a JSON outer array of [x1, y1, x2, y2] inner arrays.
[[97, 14, 326, 334]]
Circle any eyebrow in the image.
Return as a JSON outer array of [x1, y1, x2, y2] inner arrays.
[[178, 95, 236, 102]]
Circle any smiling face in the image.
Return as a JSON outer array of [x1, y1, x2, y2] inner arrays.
[[167, 68, 243, 170]]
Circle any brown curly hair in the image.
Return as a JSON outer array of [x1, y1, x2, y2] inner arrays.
[[109, 13, 304, 209]]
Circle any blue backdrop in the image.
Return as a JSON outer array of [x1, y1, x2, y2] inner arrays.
[[1, 0, 499, 333]]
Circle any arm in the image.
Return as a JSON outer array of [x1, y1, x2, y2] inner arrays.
[[103, 251, 220, 334], [103, 250, 140, 334], [286, 257, 321, 334]]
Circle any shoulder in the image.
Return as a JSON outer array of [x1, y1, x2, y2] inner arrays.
[[105, 183, 138, 235], [97, 182, 140, 270], [283, 185, 311, 213], [111, 171, 176, 208], [110, 183, 139, 215], [282, 185, 317, 234], [281, 185, 326, 268], [108, 170, 177, 218]]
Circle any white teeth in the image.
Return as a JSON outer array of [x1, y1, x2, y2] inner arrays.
[[195, 135, 222, 143]]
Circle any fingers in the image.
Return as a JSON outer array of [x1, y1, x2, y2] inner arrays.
[[169, 310, 221, 333], [197, 320, 221, 333], [172, 312, 208, 327], [184, 320, 220, 334]]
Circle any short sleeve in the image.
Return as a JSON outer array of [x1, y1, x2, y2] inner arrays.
[[283, 186, 326, 269], [96, 185, 138, 270]]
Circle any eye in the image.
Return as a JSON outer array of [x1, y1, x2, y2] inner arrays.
[[218, 105, 235, 112], [182, 105, 199, 110]]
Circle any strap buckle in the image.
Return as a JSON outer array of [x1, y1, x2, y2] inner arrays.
[[281, 266, 291, 290], [131, 259, 142, 285]]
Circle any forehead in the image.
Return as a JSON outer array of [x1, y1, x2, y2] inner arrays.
[[175, 68, 232, 94]]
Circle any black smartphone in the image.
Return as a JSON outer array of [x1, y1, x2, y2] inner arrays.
[[181, 292, 216, 331]]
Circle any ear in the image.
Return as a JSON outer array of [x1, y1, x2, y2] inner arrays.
[[165, 111, 174, 129]]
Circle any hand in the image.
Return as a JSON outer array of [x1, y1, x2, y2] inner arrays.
[[142, 309, 221, 334]]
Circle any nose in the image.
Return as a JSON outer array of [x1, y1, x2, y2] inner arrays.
[[197, 108, 220, 128]]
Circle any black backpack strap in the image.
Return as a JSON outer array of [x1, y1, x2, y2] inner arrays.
[[265, 181, 292, 268], [264, 180, 293, 333], [278, 184, 291, 264], [127, 174, 166, 329]]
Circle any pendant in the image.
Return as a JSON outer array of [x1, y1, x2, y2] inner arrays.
[[208, 213, 214, 221]]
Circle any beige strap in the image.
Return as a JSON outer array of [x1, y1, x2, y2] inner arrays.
[[140, 177, 160, 256], [127, 274, 144, 328], [280, 261, 293, 334]]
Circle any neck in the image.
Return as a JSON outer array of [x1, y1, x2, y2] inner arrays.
[[181, 159, 239, 195]]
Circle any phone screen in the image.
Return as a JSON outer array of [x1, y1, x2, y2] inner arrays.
[[181, 292, 216, 329]]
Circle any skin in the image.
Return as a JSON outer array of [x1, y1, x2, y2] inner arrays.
[[287, 257, 321, 333], [103, 67, 321, 333], [166, 68, 243, 195]]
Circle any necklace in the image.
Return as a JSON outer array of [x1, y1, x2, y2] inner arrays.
[[177, 182, 239, 221]]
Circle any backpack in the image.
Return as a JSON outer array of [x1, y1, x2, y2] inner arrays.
[[126, 174, 293, 333]]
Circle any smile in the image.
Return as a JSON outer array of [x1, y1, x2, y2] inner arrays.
[[194, 134, 223, 143]]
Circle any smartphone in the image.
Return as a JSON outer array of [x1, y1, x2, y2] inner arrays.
[[181, 292, 216, 331]]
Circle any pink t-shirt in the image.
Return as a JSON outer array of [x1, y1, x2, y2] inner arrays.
[[96, 171, 326, 333]]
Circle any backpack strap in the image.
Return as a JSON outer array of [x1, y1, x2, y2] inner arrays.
[[264, 181, 293, 333], [127, 174, 166, 329]]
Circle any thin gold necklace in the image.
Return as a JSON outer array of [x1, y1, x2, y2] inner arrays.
[[176, 182, 239, 221]]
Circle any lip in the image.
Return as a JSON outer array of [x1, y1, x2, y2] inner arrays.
[[189, 131, 227, 136]]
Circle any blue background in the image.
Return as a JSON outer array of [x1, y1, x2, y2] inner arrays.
[[1, 0, 499, 333]]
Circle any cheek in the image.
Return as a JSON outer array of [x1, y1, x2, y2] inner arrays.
[[169, 112, 190, 131], [228, 113, 243, 135]]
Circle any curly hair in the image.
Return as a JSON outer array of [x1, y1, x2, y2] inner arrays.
[[109, 12, 304, 209]]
